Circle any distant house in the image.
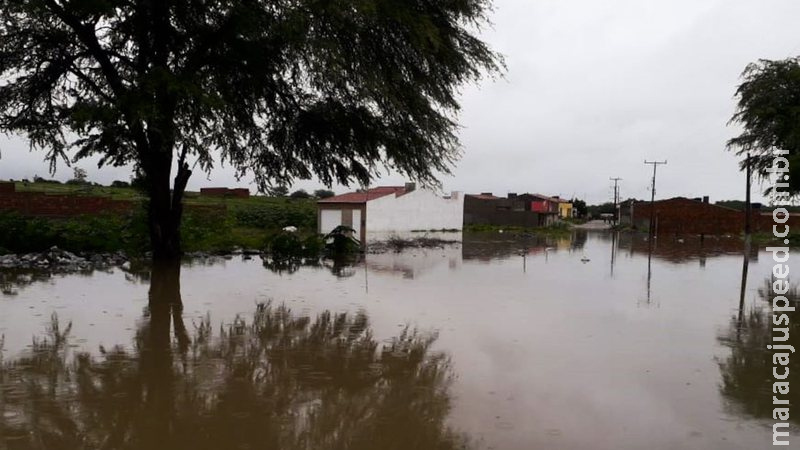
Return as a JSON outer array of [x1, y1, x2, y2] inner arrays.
[[529, 194, 560, 214], [527, 194, 560, 226], [463, 192, 558, 227], [620, 196, 800, 235], [558, 200, 574, 219], [317, 183, 463, 243]]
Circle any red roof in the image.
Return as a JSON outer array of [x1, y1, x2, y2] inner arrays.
[[317, 186, 406, 204]]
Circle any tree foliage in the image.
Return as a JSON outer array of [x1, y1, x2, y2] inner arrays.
[[268, 185, 290, 197], [728, 57, 800, 195], [313, 188, 335, 199], [66, 165, 88, 184], [0, 0, 501, 187], [0, 0, 501, 257], [289, 188, 311, 199], [570, 197, 587, 217]]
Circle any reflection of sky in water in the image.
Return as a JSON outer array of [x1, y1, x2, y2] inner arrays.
[[1, 231, 797, 450]]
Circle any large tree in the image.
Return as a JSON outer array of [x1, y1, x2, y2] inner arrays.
[[0, 0, 501, 259], [728, 57, 800, 197]]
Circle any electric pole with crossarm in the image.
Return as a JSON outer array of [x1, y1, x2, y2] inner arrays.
[[610, 177, 622, 226], [644, 160, 667, 237]]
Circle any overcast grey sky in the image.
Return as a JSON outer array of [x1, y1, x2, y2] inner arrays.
[[1, 0, 799, 204]]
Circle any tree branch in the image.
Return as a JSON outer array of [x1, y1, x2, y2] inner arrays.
[[44, 0, 126, 96], [68, 64, 114, 103]]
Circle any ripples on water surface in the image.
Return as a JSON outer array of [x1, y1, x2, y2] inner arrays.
[[0, 231, 798, 450]]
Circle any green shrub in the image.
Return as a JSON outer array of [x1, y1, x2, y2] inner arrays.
[[0, 212, 149, 254], [0, 195, 317, 254], [231, 200, 316, 230], [0, 213, 59, 252], [269, 233, 303, 260], [301, 235, 324, 257], [180, 211, 235, 252]]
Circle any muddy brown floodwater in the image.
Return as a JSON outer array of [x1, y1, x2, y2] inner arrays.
[[0, 231, 798, 450]]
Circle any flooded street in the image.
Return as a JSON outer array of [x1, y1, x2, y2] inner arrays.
[[1, 231, 798, 450]]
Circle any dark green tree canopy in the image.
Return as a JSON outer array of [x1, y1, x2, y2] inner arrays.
[[289, 188, 310, 198], [0, 0, 501, 189], [313, 188, 335, 199], [728, 57, 800, 195], [570, 197, 586, 217], [0, 0, 500, 257]]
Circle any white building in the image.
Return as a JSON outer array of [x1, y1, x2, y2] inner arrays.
[[317, 183, 464, 243]]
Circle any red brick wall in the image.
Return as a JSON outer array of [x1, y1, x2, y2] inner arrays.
[[200, 187, 249, 198], [0, 188, 134, 217], [0, 185, 227, 218], [630, 198, 800, 235]]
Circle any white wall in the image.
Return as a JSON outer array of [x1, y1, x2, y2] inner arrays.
[[319, 209, 341, 234], [352, 209, 362, 239], [319, 208, 363, 239], [365, 189, 463, 235]]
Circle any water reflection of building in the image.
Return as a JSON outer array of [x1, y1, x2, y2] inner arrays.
[[461, 231, 585, 261], [365, 245, 461, 279], [616, 233, 757, 264]]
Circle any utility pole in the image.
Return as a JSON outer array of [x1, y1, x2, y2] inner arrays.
[[738, 152, 752, 331], [744, 152, 752, 240], [610, 177, 622, 226], [644, 160, 667, 237]]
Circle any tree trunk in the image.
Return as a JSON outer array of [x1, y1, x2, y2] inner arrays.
[[144, 146, 192, 261], [139, 88, 187, 260]]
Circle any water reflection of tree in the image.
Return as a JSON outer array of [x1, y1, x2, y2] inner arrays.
[[717, 278, 800, 424], [0, 268, 100, 296], [0, 263, 467, 450], [0, 269, 53, 295], [262, 255, 362, 278]]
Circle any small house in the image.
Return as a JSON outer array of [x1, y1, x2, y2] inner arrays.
[[317, 183, 463, 244], [558, 201, 574, 219]]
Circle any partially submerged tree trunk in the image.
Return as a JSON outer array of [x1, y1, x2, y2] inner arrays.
[[140, 109, 192, 261], [146, 160, 191, 260]]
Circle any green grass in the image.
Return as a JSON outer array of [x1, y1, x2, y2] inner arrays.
[[464, 222, 572, 236], [752, 232, 800, 246], [0, 211, 149, 254], [14, 180, 143, 200]]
